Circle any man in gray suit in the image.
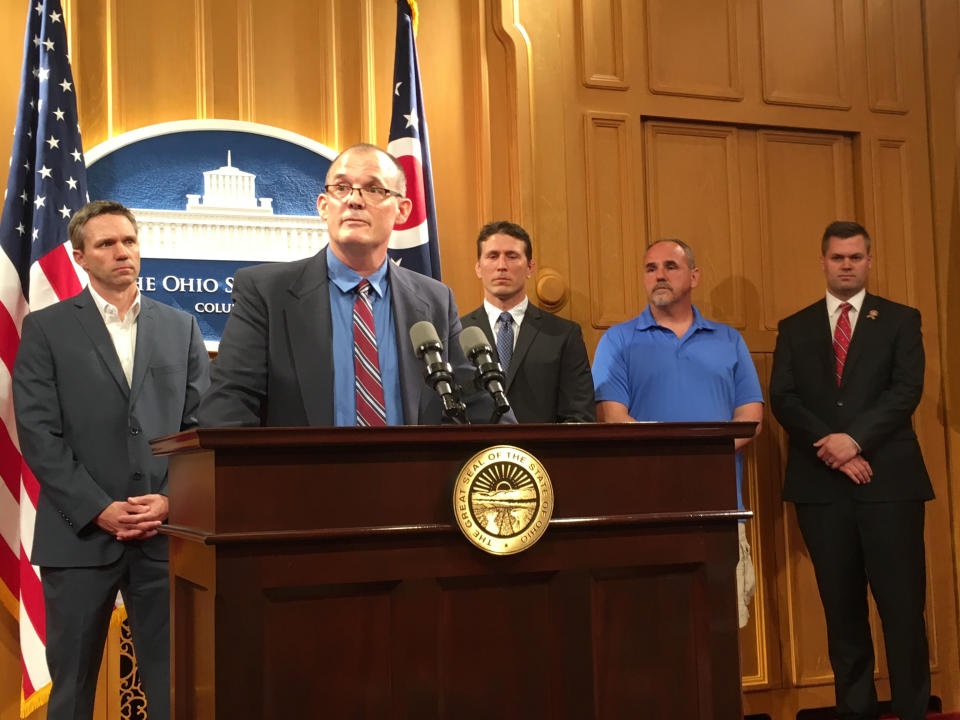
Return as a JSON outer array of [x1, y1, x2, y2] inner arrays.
[[200, 143, 499, 427], [13, 201, 210, 720]]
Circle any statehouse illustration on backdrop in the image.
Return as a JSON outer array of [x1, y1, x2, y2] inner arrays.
[[85, 119, 337, 347]]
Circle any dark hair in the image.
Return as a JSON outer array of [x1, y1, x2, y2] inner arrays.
[[647, 238, 696, 269], [326, 143, 407, 195], [821, 221, 871, 255], [68, 200, 138, 250], [476, 221, 533, 260]]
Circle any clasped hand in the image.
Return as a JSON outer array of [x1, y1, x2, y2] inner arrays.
[[94, 494, 169, 541], [813, 433, 872, 484]]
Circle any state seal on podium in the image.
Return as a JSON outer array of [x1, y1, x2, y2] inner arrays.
[[453, 445, 553, 555]]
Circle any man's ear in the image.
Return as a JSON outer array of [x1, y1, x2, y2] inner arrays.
[[690, 267, 701, 289], [394, 197, 413, 226]]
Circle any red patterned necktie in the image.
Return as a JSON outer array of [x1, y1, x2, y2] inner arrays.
[[353, 280, 387, 426], [833, 302, 852, 387]]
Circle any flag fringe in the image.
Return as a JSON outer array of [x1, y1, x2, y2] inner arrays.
[[109, 602, 128, 630], [20, 682, 50, 718], [17, 606, 128, 717], [0, 581, 16, 618], [408, 0, 419, 35]]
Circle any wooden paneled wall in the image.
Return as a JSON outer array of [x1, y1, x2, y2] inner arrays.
[[535, 0, 956, 716], [1, 1, 958, 718]]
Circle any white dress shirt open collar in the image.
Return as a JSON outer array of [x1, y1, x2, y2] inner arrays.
[[87, 284, 141, 387]]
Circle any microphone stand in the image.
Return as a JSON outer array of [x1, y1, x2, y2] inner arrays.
[[427, 361, 468, 425], [462, 347, 511, 424], [417, 343, 468, 425], [476, 359, 511, 424]]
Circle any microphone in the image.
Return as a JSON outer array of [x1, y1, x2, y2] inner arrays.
[[459, 326, 511, 419], [409, 321, 468, 424]]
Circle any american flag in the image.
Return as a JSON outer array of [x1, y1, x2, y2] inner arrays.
[[0, 0, 88, 714], [386, 0, 442, 280]]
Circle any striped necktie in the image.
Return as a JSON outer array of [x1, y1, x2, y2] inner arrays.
[[353, 280, 387, 426], [833, 302, 852, 387]]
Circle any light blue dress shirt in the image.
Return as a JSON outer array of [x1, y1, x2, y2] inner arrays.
[[326, 247, 403, 426]]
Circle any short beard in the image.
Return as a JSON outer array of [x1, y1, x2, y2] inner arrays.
[[649, 287, 674, 307]]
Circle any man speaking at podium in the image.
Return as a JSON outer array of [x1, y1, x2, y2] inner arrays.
[[200, 143, 500, 427]]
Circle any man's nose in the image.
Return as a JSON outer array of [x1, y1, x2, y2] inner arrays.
[[345, 187, 366, 207]]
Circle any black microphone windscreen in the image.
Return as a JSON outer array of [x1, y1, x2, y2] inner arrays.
[[459, 325, 490, 357], [409, 320, 441, 351]]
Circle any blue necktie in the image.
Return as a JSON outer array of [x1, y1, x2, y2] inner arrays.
[[496, 312, 514, 372]]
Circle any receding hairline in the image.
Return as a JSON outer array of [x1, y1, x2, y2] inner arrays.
[[325, 143, 407, 194], [645, 238, 696, 269]]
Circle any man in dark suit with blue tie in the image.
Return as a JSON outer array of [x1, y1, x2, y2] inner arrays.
[[770, 220, 932, 720], [460, 221, 594, 423], [13, 201, 210, 720]]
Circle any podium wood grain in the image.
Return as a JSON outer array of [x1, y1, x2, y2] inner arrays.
[[153, 422, 755, 720]]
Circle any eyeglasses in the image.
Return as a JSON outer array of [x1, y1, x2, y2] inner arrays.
[[324, 183, 404, 205]]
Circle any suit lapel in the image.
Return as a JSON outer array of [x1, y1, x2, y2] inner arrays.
[[285, 253, 335, 426], [507, 304, 541, 390], [74, 288, 129, 398], [464, 307, 495, 345], [840, 293, 879, 386], [810, 299, 836, 386], [129, 297, 154, 402], [388, 262, 431, 425]]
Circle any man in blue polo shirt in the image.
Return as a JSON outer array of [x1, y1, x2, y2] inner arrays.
[[592, 238, 764, 628]]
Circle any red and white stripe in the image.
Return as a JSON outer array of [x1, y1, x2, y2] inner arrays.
[[0, 241, 85, 712]]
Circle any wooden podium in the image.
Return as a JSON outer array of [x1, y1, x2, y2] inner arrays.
[[153, 422, 755, 720]]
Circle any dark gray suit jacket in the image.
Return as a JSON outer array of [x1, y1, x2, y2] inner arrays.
[[12, 288, 210, 567], [200, 251, 501, 427], [460, 303, 595, 423], [770, 293, 932, 503]]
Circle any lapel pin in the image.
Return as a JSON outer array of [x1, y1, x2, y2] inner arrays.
[[867, 309, 879, 320]]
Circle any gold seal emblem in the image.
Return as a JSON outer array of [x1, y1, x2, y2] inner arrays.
[[453, 445, 553, 555]]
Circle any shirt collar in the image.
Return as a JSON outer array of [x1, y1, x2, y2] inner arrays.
[[636, 304, 714, 332], [87, 283, 141, 323], [825, 288, 866, 316], [483, 296, 528, 327], [326, 245, 390, 298]]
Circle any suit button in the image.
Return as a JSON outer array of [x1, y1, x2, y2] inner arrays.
[[130, 426, 141, 436], [837, 400, 844, 407], [133, 472, 143, 481]]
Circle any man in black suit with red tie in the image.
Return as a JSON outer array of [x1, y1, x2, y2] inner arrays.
[[770, 221, 932, 720]]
